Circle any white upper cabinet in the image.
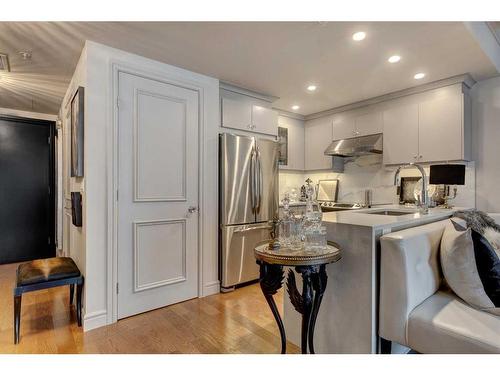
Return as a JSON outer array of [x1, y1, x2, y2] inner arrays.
[[305, 116, 333, 170], [383, 103, 419, 165], [382, 84, 471, 165], [355, 111, 383, 136], [332, 114, 355, 140], [332, 110, 383, 140], [418, 92, 463, 163], [221, 96, 252, 131], [221, 90, 278, 136], [278, 116, 305, 171], [252, 105, 278, 136]]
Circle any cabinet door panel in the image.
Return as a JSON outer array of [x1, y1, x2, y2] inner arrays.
[[252, 105, 278, 136], [221, 96, 252, 131], [355, 111, 383, 136], [305, 117, 333, 170], [332, 114, 355, 140], [383, 103, 419, 165], [418, 95, 462, 162]]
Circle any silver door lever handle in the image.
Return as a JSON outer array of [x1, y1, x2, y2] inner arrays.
[[188, 206, 198, 213]]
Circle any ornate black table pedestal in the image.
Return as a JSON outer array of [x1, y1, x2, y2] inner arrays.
[[254, 243, 341, 354]]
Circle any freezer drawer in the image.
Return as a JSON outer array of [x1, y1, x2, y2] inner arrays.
[[220, 223, 273, 289]]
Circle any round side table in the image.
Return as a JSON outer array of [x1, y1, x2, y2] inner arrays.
[[254, 242, 341, 354]]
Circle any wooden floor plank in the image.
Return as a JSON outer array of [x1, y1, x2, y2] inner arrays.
[[0, 263, 299, 354]]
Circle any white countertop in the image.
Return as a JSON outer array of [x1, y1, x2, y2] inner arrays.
[[322, 204, 462, 230]]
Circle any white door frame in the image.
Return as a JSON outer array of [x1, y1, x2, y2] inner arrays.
[[107, 61, 211, 324]]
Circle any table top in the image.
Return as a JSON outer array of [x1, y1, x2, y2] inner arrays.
[[254, 241, 341, 266]]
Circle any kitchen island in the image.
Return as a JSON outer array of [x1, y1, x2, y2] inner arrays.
[[282, 205, 460, 353]]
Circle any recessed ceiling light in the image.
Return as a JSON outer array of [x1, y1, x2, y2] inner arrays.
[[291, 105, 300, 110], [388, 55, 401, 63], [307, 85, 317, 92], [414, 72, 426, 80], [352, 31, 366, 41]]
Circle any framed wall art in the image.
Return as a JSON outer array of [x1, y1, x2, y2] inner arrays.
[[71, 86, 84, 177]]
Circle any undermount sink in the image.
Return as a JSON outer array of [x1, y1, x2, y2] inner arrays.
[[361, 209, 419, 216]]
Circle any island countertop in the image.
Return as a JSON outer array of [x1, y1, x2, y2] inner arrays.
[[283, 204, 470, 353], [321, 205, 464, 230]]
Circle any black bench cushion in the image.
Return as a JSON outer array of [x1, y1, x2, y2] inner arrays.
[[17, 257, 81, 286]]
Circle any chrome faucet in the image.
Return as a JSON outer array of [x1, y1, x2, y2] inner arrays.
[[394, 163, 429, 214]]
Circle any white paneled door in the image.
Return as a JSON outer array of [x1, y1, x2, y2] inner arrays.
[[117, 72, 199, 319]]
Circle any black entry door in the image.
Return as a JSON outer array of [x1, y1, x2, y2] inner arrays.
[[0, 116, 56, 264]]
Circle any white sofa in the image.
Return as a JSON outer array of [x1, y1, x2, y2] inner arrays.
[[379, 214, 500, 354]]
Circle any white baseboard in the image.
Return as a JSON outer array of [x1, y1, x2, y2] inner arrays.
[[83, 309, 108, 332], [202, 280, 220, 297]]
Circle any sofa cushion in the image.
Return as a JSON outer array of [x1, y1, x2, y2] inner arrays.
[[407, 291, 500, 354], [440, 219, 500, 315]]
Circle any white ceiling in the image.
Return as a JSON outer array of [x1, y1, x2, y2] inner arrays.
[[0, 22, 498, 115]]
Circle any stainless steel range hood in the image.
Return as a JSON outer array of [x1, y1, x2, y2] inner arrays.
[[324, 133, 383, 157]]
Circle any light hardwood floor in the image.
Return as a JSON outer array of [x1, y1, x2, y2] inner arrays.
[[0, 263, 299, 354]]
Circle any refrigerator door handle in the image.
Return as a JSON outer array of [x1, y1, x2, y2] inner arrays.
[[256, 148, 263, 214], [250, 148, 257, 213]]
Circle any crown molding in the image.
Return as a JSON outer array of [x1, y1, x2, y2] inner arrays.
[[274, 108, 306, 121], [220, 81, 279, 103], [305, 73, 476, 121]]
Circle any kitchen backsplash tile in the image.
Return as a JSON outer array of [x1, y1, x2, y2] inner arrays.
[[279, 155, 475, 208]]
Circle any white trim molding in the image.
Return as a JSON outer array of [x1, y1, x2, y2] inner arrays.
[[202, 280, 221, 297], [305, 74, 476, 121], [0, 107, 58, 121], [83, 309, 108, 332], [220, 81, 279, 103]]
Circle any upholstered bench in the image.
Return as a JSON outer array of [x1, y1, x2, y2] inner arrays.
[[13, 257, 84, 344]]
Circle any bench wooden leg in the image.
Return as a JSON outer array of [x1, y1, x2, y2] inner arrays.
[[69, 284, 74, 305], [76, 283, 83, 327], [14, 295, 22, 344]]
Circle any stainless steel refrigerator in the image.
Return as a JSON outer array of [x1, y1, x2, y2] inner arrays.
[[219, 133, 279, 291]]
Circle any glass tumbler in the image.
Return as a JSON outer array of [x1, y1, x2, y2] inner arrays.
[[304, 225, 327, 251]]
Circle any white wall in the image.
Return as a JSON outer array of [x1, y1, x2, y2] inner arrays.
[[470, 76, 500, 213], [59, 46, 88, 317], [61, 41, 220, 331]]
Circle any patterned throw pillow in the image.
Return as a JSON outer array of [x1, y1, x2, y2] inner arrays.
[[440, 218, 500, 315]]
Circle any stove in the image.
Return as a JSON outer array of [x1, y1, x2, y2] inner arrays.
[[315, 179, 363, 212], [319, 202, 363, 212]]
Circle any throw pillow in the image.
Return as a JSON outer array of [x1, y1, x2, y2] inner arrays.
[[440, 218, 500, 316]]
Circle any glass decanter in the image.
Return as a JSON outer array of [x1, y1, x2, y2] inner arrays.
[[303, 182, 327, 251]]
